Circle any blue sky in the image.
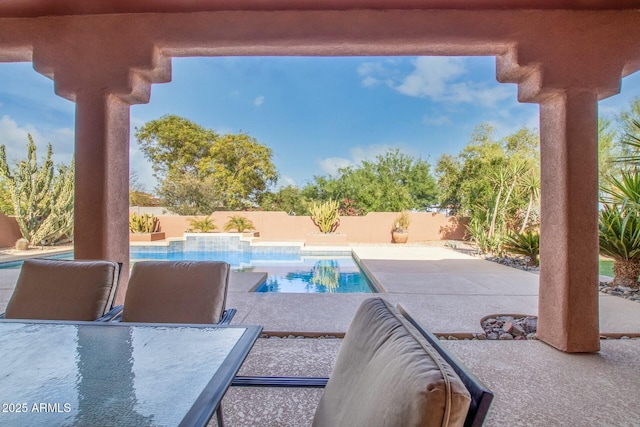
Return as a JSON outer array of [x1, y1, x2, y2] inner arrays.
[[0, 56, 639, 193]]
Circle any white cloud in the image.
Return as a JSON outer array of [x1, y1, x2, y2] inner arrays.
[[358, 56, 513, 108], [317, 144, 406, 176], [254, 96, 264, 107], [0, 115, 74, 164], [422, 114, 452, 126], [317, 157, 353, 176], [395, 57, 466, 99]]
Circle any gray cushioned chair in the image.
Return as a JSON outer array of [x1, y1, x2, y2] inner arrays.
[[0, 258, 120, 321], [233, 298, 493, 427], [114, 260, 235, 324]]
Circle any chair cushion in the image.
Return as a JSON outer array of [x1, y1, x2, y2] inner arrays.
[[5, 259, 119, 321], [121, 260, 230, 324], [313, 298, 471, 427]]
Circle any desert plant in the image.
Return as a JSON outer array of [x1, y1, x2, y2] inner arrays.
[[504, 231, 540, 266], [129, 213, 160, 233], [0, 135, 74, 246], [393, 211, 411, 232], [599, 204, 640, 288], [15, 238, 29, 251], [189, 216, 217, 232], [310, 199, 340, 233], [224, 215, 256, 232]]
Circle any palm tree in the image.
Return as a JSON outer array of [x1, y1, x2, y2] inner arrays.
[[223, 215, 256, 233], [599, 204, 640, 288]]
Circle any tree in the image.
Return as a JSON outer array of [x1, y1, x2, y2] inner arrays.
[[303, 149, 438, 213], [260, 185, 310, 215], [129, 171, 156, 207], [0, 135, 74, 245], [436, 123, 540, 255], [135, 115, 278, 214]]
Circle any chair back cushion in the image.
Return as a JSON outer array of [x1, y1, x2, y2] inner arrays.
[[313, 298, 471, 427], [5, 258, 119, 321], [121, 260, 230, 324]]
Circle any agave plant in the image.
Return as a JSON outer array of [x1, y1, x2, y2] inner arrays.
[[223, 215, 256, 233], [599, 204, 640, 288], [504, 231, 539, 266]]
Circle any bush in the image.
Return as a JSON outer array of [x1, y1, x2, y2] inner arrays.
[[224, 215, 256, 232], [504, 231, 540, 266], [188, 216, 217, 232]]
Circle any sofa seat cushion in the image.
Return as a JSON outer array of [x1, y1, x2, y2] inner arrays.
[[5, 259, 119, 321], [313, 298, 471, 427]]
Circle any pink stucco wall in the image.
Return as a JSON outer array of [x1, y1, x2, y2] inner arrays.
[[156, 211, 466, 243], [0, 213, 21, 248]]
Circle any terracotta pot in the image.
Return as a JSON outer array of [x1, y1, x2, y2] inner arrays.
[[392, 230, 409, 244]]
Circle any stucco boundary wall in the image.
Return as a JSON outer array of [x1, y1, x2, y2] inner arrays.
[[0, 213, 21, 248], [156, 211, 467, 244]]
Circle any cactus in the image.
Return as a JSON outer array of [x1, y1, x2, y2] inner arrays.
[[310, 199, 340, 233], [15, 238, 29, 251], [129, 212, 160, 233], [0, 135, 74, 246]]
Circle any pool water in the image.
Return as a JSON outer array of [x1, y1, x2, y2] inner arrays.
[[0, 251, 376, 294], [253, 258, 375, 293]]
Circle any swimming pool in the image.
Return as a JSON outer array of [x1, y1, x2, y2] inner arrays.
[[135, 252, 376, 294], [0, 250, 376, 294]]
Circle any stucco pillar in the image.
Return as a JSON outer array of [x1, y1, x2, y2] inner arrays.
[[74, 90, 130, 303], [537, 90, 600, 353]]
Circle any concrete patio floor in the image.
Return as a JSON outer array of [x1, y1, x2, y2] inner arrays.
[[1, 245, 639, 426]]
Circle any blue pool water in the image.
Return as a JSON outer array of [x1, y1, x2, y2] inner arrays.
[[1, 251, 376, 294]]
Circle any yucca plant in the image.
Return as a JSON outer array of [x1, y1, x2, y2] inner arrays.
[[504, 231, 540, 266], [599, 204, 640, 288], [223, 215, 256, 232], [310, 199, 340, 233], [188, 216, 217, 232]]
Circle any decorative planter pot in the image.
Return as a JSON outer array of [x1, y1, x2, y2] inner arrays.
[[391, 230, 409, 244], [129, 232, 166, 242]]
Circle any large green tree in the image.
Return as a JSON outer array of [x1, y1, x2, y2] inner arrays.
[[0, 135, 74, 246], [135, 115, 278, 214], [302, 149, 438, 213], [259, 185, 310, 215], [436, 124, 540, 254]]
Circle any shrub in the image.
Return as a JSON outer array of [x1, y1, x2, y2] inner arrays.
[[504, 231, 540, 266], [224, 215, 256, 232], [393, 211, 411, 232], [188, 216, 217, 232], [310, 199, 340, 233], [599, 204, 640, 287]]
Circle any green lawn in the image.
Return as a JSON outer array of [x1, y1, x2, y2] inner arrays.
[[599, 259, 614, 278]]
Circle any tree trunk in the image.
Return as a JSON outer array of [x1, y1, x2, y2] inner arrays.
[[612, 259, 640, 288]]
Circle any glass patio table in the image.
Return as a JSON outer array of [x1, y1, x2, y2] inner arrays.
[[0, 319, 262, 427]]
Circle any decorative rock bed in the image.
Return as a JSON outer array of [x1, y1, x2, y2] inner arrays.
[[481, 315, 538, 340], [599, 282, 640, 303]]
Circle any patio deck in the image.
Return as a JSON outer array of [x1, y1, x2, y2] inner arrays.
[[1, 245, 639, 426]]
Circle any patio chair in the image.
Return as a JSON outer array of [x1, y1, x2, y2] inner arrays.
[[108, 260, 236, 324], [0, 258, 121, 321], [232, 297, 494, 427]]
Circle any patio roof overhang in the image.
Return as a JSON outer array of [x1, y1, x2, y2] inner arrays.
[[0, 0, 638, 353], [0, 0, 637, 17]]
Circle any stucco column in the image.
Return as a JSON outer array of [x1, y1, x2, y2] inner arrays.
[[74, 90, 130, 303], [537, 90, 600, 353]]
